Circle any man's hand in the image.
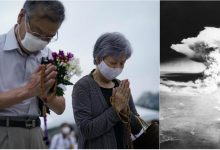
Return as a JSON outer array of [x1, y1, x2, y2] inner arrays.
[[25, 64, 57, 98], [41, 63, 57, 100], [0, 64, 65, 113], [44, 63, 57, 90]]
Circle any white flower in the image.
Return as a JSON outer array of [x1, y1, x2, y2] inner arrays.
[[63, 57, 82, 79]]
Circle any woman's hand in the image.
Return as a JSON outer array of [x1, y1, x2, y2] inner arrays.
[[112, 79, 131, 112]]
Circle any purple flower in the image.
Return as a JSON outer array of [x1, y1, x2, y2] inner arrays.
[[58, 50, 65, 57], [52, 52, 58, 59], [67, 52, 74, 60]]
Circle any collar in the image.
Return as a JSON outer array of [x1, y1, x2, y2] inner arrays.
[[3, 25, 20, 52], [90, 69, 119, 87], [3, 25, 43, 57]]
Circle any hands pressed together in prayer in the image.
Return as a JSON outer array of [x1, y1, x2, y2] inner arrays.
[[25, 63, 58, 103], [112, 79, 131, 113]]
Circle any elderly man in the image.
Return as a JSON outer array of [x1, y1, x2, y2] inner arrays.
[[0, 0, 65, 148]]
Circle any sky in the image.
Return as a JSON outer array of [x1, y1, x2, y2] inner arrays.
[[0, 0, 159, 127]]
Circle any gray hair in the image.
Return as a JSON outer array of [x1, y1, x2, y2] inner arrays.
[[93, 32, 133, 65], [23, 0, 65, 23]]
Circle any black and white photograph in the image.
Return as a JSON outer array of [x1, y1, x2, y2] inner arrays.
[[160, 1, 220, 149]]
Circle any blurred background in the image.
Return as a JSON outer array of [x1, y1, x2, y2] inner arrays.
[[0, 0, 159, 147]]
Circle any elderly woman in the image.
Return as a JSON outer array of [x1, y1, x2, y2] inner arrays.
[[72, 32, 143, 149]]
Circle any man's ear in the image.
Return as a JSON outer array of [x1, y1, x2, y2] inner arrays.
[[17, 9, 25, 24]]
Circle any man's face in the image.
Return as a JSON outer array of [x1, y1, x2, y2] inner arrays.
[[25, 16, 60, 42], [17, 9, 61, 52]]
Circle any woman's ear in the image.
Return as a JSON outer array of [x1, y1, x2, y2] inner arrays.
[[17, 9, 25, 24], [95, 58, 101, 65]]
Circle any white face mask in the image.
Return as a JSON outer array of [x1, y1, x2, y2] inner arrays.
[[21, 32, 49, 52], [18, 20, 49, 52], [62, 127, 71, 134], [97, 61, 123, 80]]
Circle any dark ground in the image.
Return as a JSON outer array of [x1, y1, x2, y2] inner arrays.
[[160, 91, 220, 149], [161, 72, 204, 82]]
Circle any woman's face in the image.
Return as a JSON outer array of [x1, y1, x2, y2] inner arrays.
[[103, 55, 127, 69]]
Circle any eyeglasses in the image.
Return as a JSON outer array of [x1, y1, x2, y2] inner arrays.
[[25, 15, 58, 42]]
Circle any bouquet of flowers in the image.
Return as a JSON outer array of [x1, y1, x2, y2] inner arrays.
[[51, 50, 82, 96], [40, 50, 82, 146]]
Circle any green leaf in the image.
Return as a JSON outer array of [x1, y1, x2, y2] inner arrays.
[[56, 87, 64, 96], [62, 80, 73, 85]]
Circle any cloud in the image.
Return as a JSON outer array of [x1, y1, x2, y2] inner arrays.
[[162, 27, 220, 94], [171, 27, 220, 61], [160, 78, 218, 95]]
